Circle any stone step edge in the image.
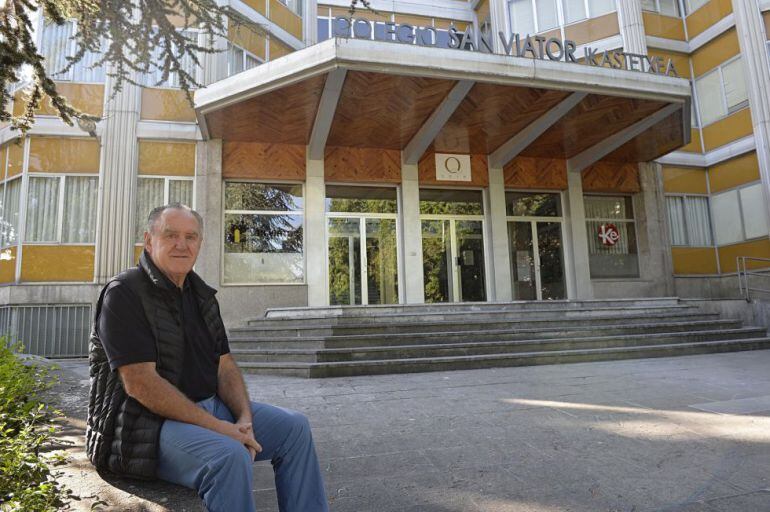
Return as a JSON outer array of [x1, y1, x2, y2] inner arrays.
[[230, 311, 721, 335], [236, 338, 770, 369], [247, 304, 695, 326], [228, 318, 743, 343], [230, 328, 766, 355]]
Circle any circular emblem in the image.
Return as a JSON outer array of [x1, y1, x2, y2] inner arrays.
[[598, 223, 620, 246], [444, 156, 462, 174]]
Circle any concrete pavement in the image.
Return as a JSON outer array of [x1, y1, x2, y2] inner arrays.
[[52, 350, 770, 511]]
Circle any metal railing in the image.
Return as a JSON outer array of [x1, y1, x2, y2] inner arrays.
[[0, 304, 92, 357], [737, 257, 770, 301]]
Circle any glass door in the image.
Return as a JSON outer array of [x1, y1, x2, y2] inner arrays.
[[326, 186, 399, 306], [506, 192, 566, 301]]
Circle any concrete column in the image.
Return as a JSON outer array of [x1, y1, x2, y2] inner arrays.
[[93, 69, 141, 283], [617, 0, 647, 54], [487, 0, 509, 54], [306, 157, 327, 306], [637, 162, 675, 296], [194, 139, 223, 286], [487, 166, 512, 301], [303, 0, 318, 46], [732, 0, 770, 231], [400, 159, 425, 304], [564, 170, 593, 299]]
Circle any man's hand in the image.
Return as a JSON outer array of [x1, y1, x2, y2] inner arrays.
[[213, 418, 262, 460]]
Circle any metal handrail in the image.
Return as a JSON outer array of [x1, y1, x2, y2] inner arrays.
[[737, 256, 770, 301]]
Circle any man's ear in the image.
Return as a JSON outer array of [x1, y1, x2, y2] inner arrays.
[[143, 231, 152, 254]]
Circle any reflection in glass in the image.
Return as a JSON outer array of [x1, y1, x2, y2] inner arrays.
[[509, 222, 536, 300], [422, 220, 452, 303], [225, 182, 303, 211], [325, 186, 397, 214], [586, 221, 639, 278], [456, 220, 486, 302], [365, 218, 398, 304], [506, 192, 561, 217], [537, 222, 565, 299], [328, 218, 361, 305], [223, 213, 303, 283], [419, 189, 483, 215], [0, 179, 21, 247]]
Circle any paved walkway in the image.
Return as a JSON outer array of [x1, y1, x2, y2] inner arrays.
[[52, 350, 770, 512]]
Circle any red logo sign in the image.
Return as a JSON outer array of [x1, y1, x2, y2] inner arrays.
[[598, 223, 620, 246]]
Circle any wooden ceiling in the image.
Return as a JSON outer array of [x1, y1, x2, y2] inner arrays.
[[202, 70, 686, 165]]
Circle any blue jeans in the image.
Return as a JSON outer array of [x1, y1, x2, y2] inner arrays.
[[156, 395, 329, 512]]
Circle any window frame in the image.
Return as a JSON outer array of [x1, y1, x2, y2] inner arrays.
[[221, 180, 306, 286], [694, 55, 749, 127], [142, 28, 201, 90], [0, 175, 23, 249], [640, 0, 681, 17], [664, 193, 713, 247], [508, 0, 617, 36], [226, 42, 264, 77], [37, 18, 105, 84], [583, 193, 640, 279], [134, 175, 196, 243], [710, 181, 770, 246], [24, 173, 99, 245]]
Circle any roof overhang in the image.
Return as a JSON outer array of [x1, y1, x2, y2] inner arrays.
[[195, 37, 692, 168]]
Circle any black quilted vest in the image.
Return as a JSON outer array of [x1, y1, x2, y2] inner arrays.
[[86, 250, 227, 479]]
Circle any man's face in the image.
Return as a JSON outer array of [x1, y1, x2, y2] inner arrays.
[[144, 209, 202, 282]]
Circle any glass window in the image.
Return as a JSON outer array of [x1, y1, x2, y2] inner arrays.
[[584, 195, 638, 278], [325, 186, 398, 213], [536, 0, 559, 31], [0, 178, 21, 247], [658, 0, 679, 16], [505, 192, 561, 217], [711, 190, 742, 245], [227, 44, 245, 75], [722, 58, 748, 112], [666, 195, 712, 246], [686, 0, 708, 14], [134, 177, 193, 241], [509, 0, 536, 35], [419, 189, 484, 215], [739, 184, 769, 240], [143, 29, 198, 88], [317, 17, 330, 41], [587, 0, 615, 17], [61, 176, 98, 243], [223, 182, 304, 284], [695, 69, 724, 126], [26, 177, 60, 242], [40, 20, 105, 82], [563, 0, 587, 24]]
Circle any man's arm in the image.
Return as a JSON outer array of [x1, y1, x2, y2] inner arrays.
[[217, 353, 252, 423], [119, 362, 261, 454]]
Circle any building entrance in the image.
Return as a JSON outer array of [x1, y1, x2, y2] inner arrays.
[[420, 189, 486, 303], [326, 186, 399, 306], [506, 192, 566, 300]]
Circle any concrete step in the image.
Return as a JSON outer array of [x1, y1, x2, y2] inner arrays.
[[246, 304, 693, 329], [236, 338, 770, 378], [230, 310, 718, 338], [231, 328, 767, 363], [228, 318, 745, 350], [261, 297, 683, 319]]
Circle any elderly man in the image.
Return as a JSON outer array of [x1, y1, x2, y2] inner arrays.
[[86, 203, 328, 512]]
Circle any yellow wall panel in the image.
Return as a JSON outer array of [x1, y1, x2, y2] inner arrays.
[[663, 166, 708, 194], [38, 83, 104, 118], [691, 29, 740, 76], [28, 137, 100, 173], [140, 88, 196, 123], [0, 145, 7, 180], [394, 14, 433, 26], [20, 245, 95, 282], [679, 128, 702, 153], [269, 0, 303, 40], [229, 24, 267, 60], [433, 18, 468, 30], [134, 245, 143, 265], [0, 247, 17, 284], [564, 13, 620, 46], [764, 11, 770, 39], [243, 0, 267, 16], [12, 90, 27, 118], [718, 238, 770, 273], [702, 108, 753, 152], [647, 49, 691, 78], [7, 141, 24, 178], [643, 12, 686, 41], [475, 0, 490, 20], [686, 0, 733, 39], [138, 140, 195, 176], [269, 37, 294, 59], [708, 152, 761, 193], [671, 247, 718, 274]]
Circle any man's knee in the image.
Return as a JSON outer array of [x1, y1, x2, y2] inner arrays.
[[213, 437, 254, 474]]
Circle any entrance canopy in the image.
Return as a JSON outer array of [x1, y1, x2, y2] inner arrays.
[[195, 38, 691, 170]]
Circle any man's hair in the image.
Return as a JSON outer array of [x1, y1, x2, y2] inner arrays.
[[146, 203, 204, 236]]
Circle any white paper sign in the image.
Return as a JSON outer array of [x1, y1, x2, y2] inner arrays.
[[435, 153, 471, 182]]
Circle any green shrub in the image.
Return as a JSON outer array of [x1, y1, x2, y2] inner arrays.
[[0, 341, 72, 511]]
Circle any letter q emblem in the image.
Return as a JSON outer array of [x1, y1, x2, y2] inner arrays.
[[444, 156, 462, 174]]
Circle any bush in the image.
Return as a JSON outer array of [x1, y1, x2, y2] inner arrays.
[[0, 341, 72, 511]]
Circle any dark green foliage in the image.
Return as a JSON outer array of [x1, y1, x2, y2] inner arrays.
[[0, 341, 72, 511]]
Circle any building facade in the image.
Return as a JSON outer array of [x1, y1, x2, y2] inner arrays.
[[0, 0, 769, 355]]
